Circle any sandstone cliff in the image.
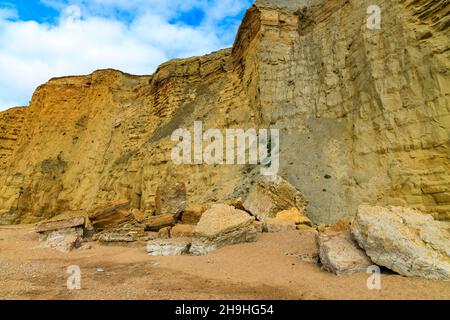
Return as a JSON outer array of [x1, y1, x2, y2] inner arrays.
[[0, 0, 449, 224]]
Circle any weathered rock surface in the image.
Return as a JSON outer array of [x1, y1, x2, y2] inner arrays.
[[297, 225, 317, 234], [36, 216, 85, 233], [171, 224, 195, 238], [244, 176, 308, 221], [89, 199, 132, 231], [252, 221, 264, 233], [39, 227, 84, 252], [94, 231, 135, 243], [316, 231, 373, 276], [92, 224, 154, 243], [265, 218, 297, 233], [0, 0, 449, 225], [224, 198, 246, 211], [190, 204, 256, 255], [276, 207, 312, 227], [352, 205, 450, 280], [158, 226, 171, 239], [144, 214, 176, 231], [181, 204, 208, 225], [147, 238, 191, 256], [130, 208, 145, 223], [155, 182, 186, 219]]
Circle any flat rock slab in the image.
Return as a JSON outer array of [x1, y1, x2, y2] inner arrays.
[[93, 228, 154, 243], [190, 204, 256, 255], [88, 199, 132, 231], [147, 238, 191, 256], [316, 231, 373, 276], [243, 176, 308, 221], [91, 208, 132, 231], [40, 227, 84, 253], [352, 205, 450, 280], [144, 214, 176, 232], [89, 199, 130, 220], [95, 232, 136, 243], [36, 216, 85, 233]]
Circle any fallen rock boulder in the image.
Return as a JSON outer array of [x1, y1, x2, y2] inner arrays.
[[144, 214, 176, 231], [190, 204, 256, 255], [131, 208, 145, 223], [243, 176, 308, 221], [158, 226, 171, 239], [36, 216, 85, 233], [39, 227, 84, 253], [181, 204, 208, 224], [265, 218, 297, 233], [171, 224, 195, 238], [89, 199, 132, 231], [276, 207, 312, 227], [155, 182, 186, 219], [316, 231, 373, 276], [253, 221, 264, 233], [147, 238, 191, 256], [352, 205, 450, 280]]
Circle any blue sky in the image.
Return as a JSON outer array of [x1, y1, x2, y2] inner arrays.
[[0, 0, 252, 110]]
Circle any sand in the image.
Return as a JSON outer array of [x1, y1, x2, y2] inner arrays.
[[0, 225, 449, 300]]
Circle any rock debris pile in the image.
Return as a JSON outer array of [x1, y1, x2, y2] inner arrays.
[[34, 176, 450, 281]]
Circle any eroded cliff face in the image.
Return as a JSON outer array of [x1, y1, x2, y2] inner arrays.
[[0, 0, 449, 224], [237, 0, 450, 223]]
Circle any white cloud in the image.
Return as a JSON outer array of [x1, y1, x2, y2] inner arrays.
[[0, 0, 251, 110], [0, 7, 17, 19]]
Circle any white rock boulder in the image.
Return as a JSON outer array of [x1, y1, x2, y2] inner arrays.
[[316, 231, 373, 275], [190, 204, 257, 255], [351, 205, 450, 280]]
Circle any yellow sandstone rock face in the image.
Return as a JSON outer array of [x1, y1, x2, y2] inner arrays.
[[276, 208, 312, 227], [0, 0, 449, 225]]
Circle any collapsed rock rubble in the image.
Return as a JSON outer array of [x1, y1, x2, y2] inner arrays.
[[32, 177, 450, 282]]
